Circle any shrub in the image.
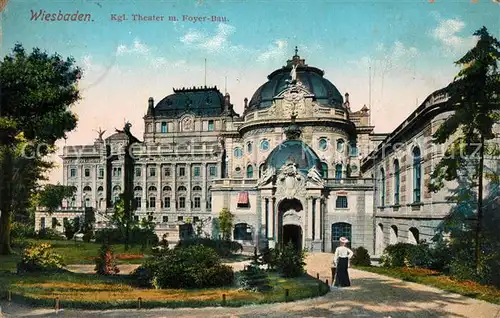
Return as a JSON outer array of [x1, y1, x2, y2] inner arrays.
[[95, 228, 123, 244], [94, 243, 120, 275], [351, 246, 371, 266], [381, 242, 433, 268], [133, 245, 234, 289], [17, 243, 64, 273], [261, 247, 280, 271], [63, 217, 80, 240], [36, 228, 64, 240], [175, 238, 242, 258], [277, 242, 306, 278], [95, 227, 159, 248], [11, 221, 36, 239]]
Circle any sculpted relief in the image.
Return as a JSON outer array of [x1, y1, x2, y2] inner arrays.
[[275, 161, 307, 200]]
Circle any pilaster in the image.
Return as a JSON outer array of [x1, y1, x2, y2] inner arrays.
[[307, 197, 313, 239]]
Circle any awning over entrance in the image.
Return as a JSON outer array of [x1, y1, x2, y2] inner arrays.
[[237, 191, 249, 206]]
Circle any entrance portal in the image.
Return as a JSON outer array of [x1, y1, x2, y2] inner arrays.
[[282, 224, 302, 251]]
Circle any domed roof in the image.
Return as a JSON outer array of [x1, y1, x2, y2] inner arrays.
[[248, 49, 343, 111], [263, 116, 322, 174]]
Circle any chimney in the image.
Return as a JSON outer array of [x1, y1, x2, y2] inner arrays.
[[244, 97, 248, 109]]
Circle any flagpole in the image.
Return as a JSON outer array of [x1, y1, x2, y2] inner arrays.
[[204, 59, 207, 86], [369, 66, 372, 126]]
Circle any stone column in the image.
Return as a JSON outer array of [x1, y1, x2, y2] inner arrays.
[[156, 163, 162, 213], [307, 197, 313, 239], [201, 162, 206, 213], [187, 163, 192, 213], [92, 164, 97, 209], [141, 164, 147, 213], [315, 197, 321, 240], [172, 163, 177, 210], [267, 198, 273, 239]]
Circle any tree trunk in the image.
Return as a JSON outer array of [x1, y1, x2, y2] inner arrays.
[[475, 135, 485, 274], [0, 147, 13, 255]]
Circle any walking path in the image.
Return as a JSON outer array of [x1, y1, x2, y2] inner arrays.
[[1, 253, 499, 317]]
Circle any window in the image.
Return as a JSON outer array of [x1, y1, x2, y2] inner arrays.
[[134, 197, 141, 209], [194, 197, 201, 208], [70, 167, 76, 178], [83, 186, 92, 192], [149, 197, 156, 208], [331, 222, 352, 250], [247, 142, 253, 153], [320, 162, 328, 178], [163, 186, 171, 192], [63, 217, 68, 228], [337, 139, 345, 152], [179, 197, 186, 209], [85, 198, 91, 207], [98, 168, 104, 179], [113, 167, 122, 177], [84, 168, 90, 177], [394, 159, 400, 205], [134, 215, 139, 222], [208, 120, 214, 131], [233, 223, 252, 240], [319, 138, 328, 151], [148, 186, 157, 192], [409, 227, 420, 244], [233, 147, 243, 158], [164, 197, 170, 208], [148, 215, 154, 222], [335, 164, 342, 179], [246, 165, 254, 178], [380, 167, 386, 206], [161, 121, 168, 133], [209, 165, 217, 177], [193, 216, 199, 223], [134, 186, 142, 192], [149, 167, 156, 177], [336, 196, 348, 208], [179, 166, 186, 176], [164, 167, 171, 177], [178, 216, 184, 221], [162, 216, 168, 223], [52, 217, 58, 228], [177, 186, 187, 192], [413, 147, 421, 203], [350, 142, 358, 157], [193, 186, 202, 191], [40, 217, 46, 229], [135, 167, 141, 177], [260, 139, 270, 151], [193, 166, 201, 177]]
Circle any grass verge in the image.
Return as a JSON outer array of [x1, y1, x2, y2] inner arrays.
[[355, 266, 500, 304], [0, 271, 329, 309]]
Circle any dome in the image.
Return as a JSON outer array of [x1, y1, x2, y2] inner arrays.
[[248, 50, 343, 111], [263, 140, 322, 175]]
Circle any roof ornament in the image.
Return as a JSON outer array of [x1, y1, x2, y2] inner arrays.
[[284, 109, 301, 140], [93, 127, 106, 141], [294, 46, 298, 56]]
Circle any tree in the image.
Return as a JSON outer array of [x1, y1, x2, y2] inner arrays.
[[219, 208, 234, 241], [38, 184, 76, 213], [428, 27, 500, 273], [0, 44, 80, 254]]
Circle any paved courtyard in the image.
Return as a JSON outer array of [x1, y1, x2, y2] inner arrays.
[[1, 253, 500, 317]]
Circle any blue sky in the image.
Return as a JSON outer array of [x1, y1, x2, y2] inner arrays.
[[1, 0, 499, 182]]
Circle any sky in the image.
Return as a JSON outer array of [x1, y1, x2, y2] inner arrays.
[[0, 0, 499, 184]]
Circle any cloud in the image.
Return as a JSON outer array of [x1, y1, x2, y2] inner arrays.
[[257, 40, 288, 62], [116, 38, 150, 56], [431, 18, 478, 54], [179, 23, 241, 53]]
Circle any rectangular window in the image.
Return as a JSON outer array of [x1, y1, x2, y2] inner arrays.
[[193, 166, 201, 177], [193, 216, 199, 223], [179, 197, 186, 209], [335, 196, 348, 209], [164, 197, 170, 208], [162, 216, 168, 223], [113, 167, 122, 177], [134, 197, 141, 209], [177, 216, 183, 221], [209, 165, 217, 177], [63, 217, 68, 228], [179, 166, 186, 176], [70, 168, 76, 178], [149, 197, 156, 208], [208, 120, 214, 131], [161, 122, 168, 133], [194, 197, 201, 208], [148, 215, 153, 222], [51, 217, 58, 228], [150, 167, 156, 177], [164, 167, 171, 177], [84, 168, 90, 177], [40, 217, 45, 229], [98, 168, 104, 179], [134, 215, 139, 222], [117, 168, 122, 177], [135, 167, 141, 177]]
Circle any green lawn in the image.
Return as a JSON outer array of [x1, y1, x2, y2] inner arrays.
[[0, 270, 328, 309], [356, 266, 500, 305]]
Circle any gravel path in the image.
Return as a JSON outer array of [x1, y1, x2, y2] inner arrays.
[[1, 253, 499, 317]]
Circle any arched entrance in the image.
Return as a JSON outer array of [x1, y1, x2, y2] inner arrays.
[[278, 198, 303, 251]]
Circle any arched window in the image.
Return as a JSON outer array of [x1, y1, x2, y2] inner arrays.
[[247, 142, 253, 153], [336, 139, 344, 152], [318, 138, 328, 151], [246, 165, 254, 178], [177, 186, 187, 192], [409, 227, 419, 244], [192, 186, 202, 191], [394, 159, 400, 205], [233, 223, 252, 241], [233, 147, 243, 158], [331, 222, 352, 250], [320, 162, 328, 178], [335, 164, 342, 179], [163, 186, 172, 192], [83, 186, 92, 192], [148, 186, 157, 192], [97, 186, 104, 192], [259, 163, 265, 178], [380, 167, 386, 206], [413, 147, 421, 203], [134, 186, 142, 192], [390, 225, 398, 245], [113, 185, 121, 192], [260, 139, 270, 152]]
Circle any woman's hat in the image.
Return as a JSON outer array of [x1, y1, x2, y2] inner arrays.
[[339, 237, 349, 243]]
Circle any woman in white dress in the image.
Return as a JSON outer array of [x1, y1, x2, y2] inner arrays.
[[332, 237, 353, 287]]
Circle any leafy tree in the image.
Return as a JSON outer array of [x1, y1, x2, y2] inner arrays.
[[428, 26, 500, 273], [219, 208, 234, 241], [38, 184, 76, 213]]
